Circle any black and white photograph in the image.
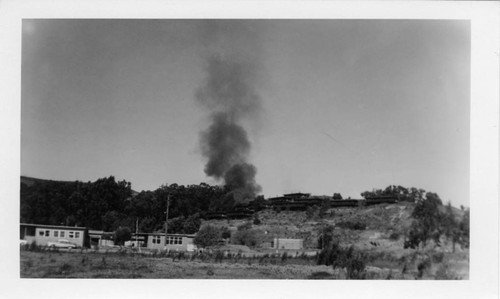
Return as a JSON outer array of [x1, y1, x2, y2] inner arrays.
[[1, 1, 498, 299]]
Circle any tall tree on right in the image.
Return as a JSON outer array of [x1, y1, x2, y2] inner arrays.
[[405, 192, 443, 249]]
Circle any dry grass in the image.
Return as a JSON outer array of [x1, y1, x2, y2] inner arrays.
[[20, 247, 468, 279], [21, 250, 333, 279]]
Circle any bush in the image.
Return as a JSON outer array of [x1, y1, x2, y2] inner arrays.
[[27, 241, 41, 252], [281, 252, 288, 263], [214, 250, 225, 263], [417, 258, 431, 279], [389, 232, 400, 241], [317, 243, 367, 279], [194, 225, 221, 248], [435, 262, 461, 280], [114, 227, 132, 246], [221, 227, 231, 239], [232, 229, 263, 247], [317, 225, 335, 249], [431, 252, 445, 263]]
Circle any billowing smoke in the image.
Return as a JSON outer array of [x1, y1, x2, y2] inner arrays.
[[196, 23, 263, 202]]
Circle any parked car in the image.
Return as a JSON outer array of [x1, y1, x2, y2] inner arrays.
[[20, 240, 28, 246], [47, 239, 77, 249]]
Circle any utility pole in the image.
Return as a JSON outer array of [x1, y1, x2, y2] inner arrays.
[[322, 221, 325, 250], [164, 194, 170, 249], [136, 218, 140, 253]]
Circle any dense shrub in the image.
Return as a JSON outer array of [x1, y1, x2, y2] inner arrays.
[[417, 258, 432, 279], [114, 226, 132, 245], [389, 232, 400, 241], [317, 243, 367, 279], [214, 250, 225, 263], [232, 229, 263, 247], [194, 225, 221, 248], [431, 252, 445, 263], [221, 227, 231, 239], [317, 225, 335, 249], [281, 252, 288, 262]]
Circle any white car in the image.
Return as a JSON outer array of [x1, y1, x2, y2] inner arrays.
[[47, 239, 77, 249], [20, 240, 28, 246]]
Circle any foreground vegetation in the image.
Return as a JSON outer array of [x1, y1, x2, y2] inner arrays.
[[20, 245, 468, 279]]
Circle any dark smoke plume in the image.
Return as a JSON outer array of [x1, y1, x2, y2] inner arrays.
[[196, 42, 262, 202]]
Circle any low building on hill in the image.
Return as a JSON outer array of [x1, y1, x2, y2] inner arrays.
[[283, 193, 311, 200], [141, 233, 196, 252], [20, 223, 88, 247]]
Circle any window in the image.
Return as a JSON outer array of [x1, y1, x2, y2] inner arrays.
[[69, 231, 74, 238], [75, 232, 80, 238], [25, 227, 36, 236], [152, 236, 161, 244], [60, 231, 65, 238], [45, 230, 50, 237], [54, 231, 59, 237], [166, 236, 182, 245], [39, 231, 44, 236]]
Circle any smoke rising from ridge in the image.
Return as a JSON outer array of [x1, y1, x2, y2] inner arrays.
[[196, 22, 263, 201]]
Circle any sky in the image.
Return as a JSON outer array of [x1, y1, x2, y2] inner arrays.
[[21, 19, 470, 207]]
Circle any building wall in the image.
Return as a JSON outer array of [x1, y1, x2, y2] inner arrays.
[[146, 235, 195, 251], [272, 238, 303, 250], [33, 227, 86, 247]]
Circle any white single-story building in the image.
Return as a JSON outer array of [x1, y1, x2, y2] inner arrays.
[[142, 233, 196, 252], [20, 223, 88, 247]]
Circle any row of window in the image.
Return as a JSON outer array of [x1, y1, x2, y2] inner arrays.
[[166, 236, 182, 245], [38, 230, 80, 239], [150, 236, 183, 245]]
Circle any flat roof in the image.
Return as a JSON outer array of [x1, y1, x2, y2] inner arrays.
[[20, 223, 87, 230], [139, 232, 196, 238]]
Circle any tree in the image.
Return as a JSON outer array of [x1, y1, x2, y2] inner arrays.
[[442, 202, 460, 252], [319, 198, 330, 218], [459, 208, 470, 249], [114, 226, 132, 246], [361, 185, 425, 202], [317, 225, 335, 249], [183, 213, 201, 234], [405, 192, 443, 249], [167, 216, 186, 234], [194, 225, 221, 248]]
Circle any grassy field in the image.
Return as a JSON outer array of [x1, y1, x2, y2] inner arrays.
[[20, 247, 468, 279]]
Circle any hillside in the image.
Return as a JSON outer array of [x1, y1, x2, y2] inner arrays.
[[203, 201, 466, 257], [21, 176, 72, 187]]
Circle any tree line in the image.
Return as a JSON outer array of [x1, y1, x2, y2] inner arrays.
[[21, 176, 237, 233]]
